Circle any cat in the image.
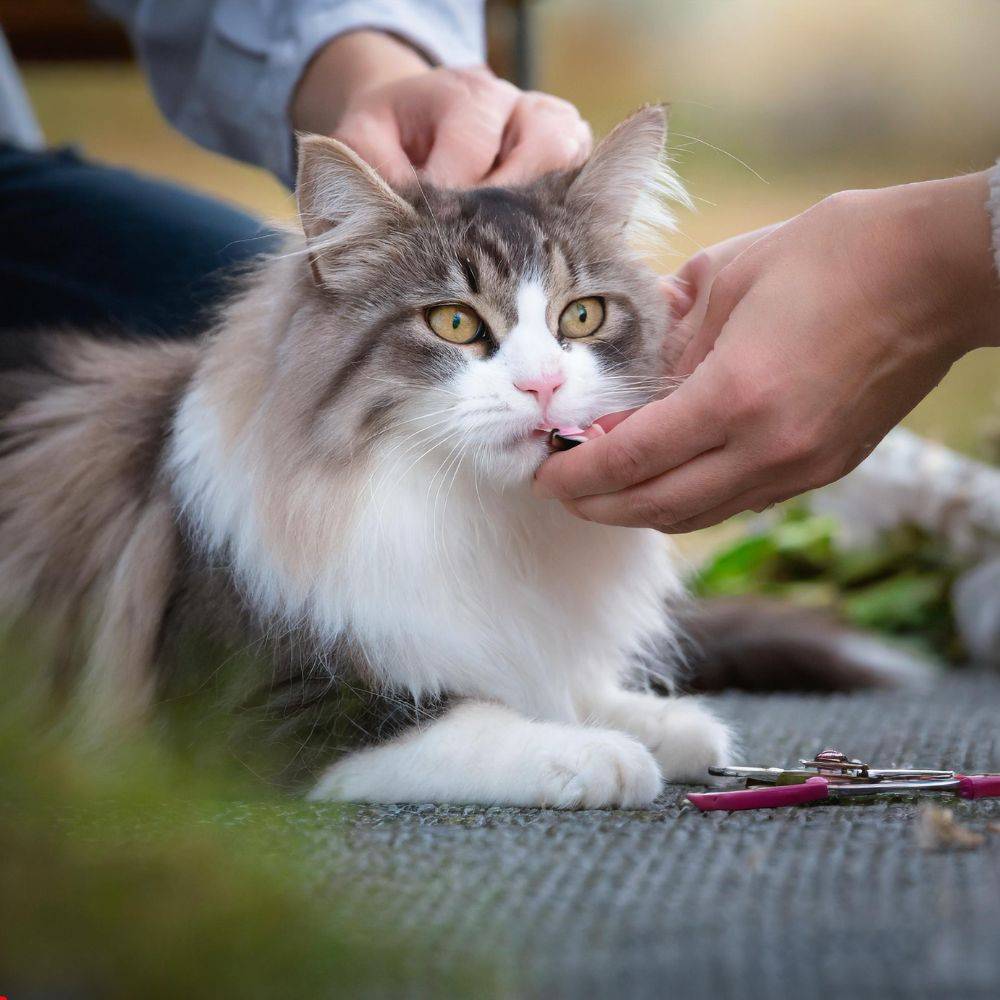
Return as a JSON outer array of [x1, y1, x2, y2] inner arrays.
[[0, 107, 924, 807]]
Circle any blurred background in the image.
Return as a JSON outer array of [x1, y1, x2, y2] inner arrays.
[[2, 6, 998, 993], [7, 0, 999, 454]]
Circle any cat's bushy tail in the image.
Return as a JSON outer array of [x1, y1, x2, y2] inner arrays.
[[0, 333, 198, 724], [671, 598, 936, 692]]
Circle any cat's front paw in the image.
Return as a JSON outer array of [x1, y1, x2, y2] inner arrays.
[[619, 697, 733, 784], [537, 730, 662, 809], [658, 700, 732, 783]]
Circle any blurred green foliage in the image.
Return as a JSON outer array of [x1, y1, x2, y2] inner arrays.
[[0, 652, 482, 999], [692, 508, 963, 660]]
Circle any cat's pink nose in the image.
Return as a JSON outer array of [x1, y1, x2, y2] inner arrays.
[[515, 372, 565, 415]]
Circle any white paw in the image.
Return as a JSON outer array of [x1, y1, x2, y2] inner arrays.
[[535, 730, 663, 809], [308, 714, 663, 808], [623, 697, 733, 784], [308, 755, 377, 802]]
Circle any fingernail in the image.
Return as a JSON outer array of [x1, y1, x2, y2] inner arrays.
[[595, 409, 636, 433]]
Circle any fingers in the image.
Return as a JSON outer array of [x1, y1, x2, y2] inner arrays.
[[333, 67, 591, 190], [485, 93, 592, 186], [672, 225, 780, 373], [561, 446, 766, 530], [672, 258, 756, 376], [533, 370, 727, 501], [422, 71, 520, 187], [660, 486, 788, 534], [671, 254, 731, 375], [594, 408, 637, 433], [333, 109, 415, 188], [662, 274, 695, 322]]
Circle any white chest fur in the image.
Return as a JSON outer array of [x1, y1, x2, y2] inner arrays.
[[169, 385, 680, 722]]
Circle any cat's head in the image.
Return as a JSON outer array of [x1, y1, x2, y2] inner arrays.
[[289, 106, 687, 487]]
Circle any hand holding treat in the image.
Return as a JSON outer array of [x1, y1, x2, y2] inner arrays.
[[535, 171, 1000, 532]]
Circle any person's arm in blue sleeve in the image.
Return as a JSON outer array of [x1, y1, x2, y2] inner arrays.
[[94, 0, 591, 189]]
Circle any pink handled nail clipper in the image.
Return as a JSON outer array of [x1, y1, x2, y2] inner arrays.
[[687, 748, 1000, 812]]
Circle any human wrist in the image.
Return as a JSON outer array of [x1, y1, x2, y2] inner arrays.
[[292, 30, 430, 136], [901, 171, 1000, 354]]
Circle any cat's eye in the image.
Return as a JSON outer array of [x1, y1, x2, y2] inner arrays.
[[559, 297, 605, 339], [426, 304, 486, 345]]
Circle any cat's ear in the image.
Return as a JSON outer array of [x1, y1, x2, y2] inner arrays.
[[296, 134, 417, 285], [566, 105, 689, 249]]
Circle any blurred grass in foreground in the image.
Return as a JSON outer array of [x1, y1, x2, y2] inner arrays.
[[0, 652, 482, 998]]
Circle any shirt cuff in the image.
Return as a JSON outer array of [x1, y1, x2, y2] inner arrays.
[[988, 158, 1000, 279]]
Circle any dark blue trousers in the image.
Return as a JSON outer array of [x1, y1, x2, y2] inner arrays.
[[0, 144, 277, 343]]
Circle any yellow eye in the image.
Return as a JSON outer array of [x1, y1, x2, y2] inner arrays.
[[559, 297, 605, 339], [427, 304, 485, 345]]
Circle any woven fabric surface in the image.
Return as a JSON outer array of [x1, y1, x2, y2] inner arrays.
[[282, 673, 1000, 999]]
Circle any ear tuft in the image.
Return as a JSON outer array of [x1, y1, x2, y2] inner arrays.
[[295, 134, 417, 279], [567, 105, 691, 255]]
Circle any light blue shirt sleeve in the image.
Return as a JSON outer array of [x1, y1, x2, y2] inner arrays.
[[94, 0, 486, 187]]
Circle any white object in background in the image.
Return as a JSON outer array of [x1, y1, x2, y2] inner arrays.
[[951, 558, 1000, 664], [810, 427, 1000, 665]]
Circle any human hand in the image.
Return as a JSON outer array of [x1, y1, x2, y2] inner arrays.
[[669, 223, 780, 371], [292, 31, 591, 188], [535, 171, 1000, 532]]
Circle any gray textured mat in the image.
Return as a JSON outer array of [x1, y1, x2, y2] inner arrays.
[[295, 674, 1000, 999]]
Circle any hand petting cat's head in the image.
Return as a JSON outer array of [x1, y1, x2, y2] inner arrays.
[[291, 106, 687, 486]]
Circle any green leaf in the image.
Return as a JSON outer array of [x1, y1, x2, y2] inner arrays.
[[692, 533, 777, 595], [831, 545, 906, 587], [772, 580, 840, 608], [840, 572, 949, 631], [772, 514, 837, 567]]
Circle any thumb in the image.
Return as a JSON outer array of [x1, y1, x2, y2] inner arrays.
[[535, 362, 729, 500]]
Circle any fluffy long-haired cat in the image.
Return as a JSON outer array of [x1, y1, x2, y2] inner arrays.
[[0, 108, 923, 807]]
